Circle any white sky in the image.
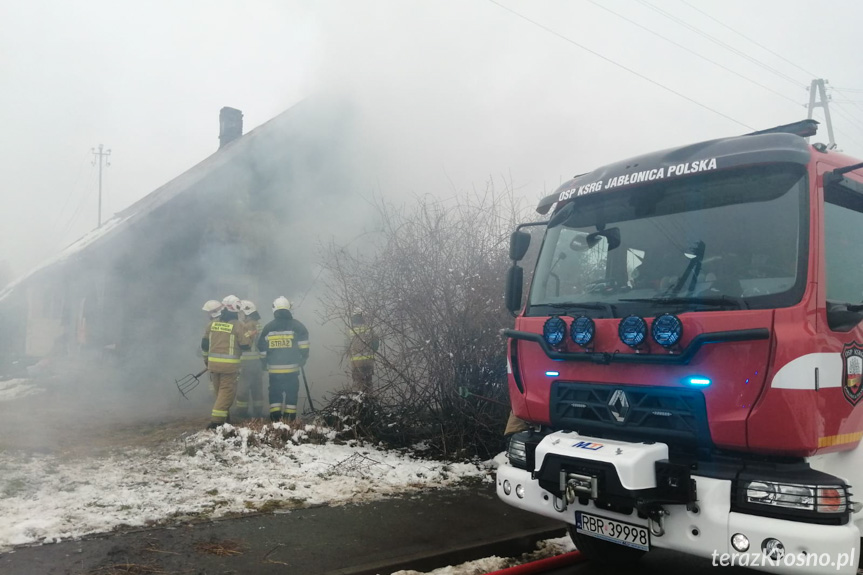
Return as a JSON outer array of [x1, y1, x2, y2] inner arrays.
[[2, 0, 862, 279]]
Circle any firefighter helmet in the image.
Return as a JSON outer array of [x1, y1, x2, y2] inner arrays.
[[240, 300, 257, 315], [272, 296, 292, 311], [202, 300, 223, 319], [222, 295, 242, 312]]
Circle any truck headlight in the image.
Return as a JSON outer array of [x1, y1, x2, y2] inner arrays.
[[507, 435, 528, 469], [744, 481, 846, 513]]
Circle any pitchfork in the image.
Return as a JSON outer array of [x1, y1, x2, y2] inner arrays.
[[176, 368, 207, 399]]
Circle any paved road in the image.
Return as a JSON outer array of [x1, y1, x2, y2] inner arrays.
[[0, 485, 558, 575], [0, 481, 761, 575], [541, 548, 751, 575]]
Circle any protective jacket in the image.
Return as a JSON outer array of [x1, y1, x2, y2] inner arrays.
[[202, 311, 250, 374], [348, 324, 379, 367], [240, 317, 263, 364], [257, 311, 310, 374]]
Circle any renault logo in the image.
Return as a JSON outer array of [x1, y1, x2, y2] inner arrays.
[[608, 389, 630, 423]]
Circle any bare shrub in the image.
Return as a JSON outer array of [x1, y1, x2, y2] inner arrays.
[[319, 180, 532, 458]]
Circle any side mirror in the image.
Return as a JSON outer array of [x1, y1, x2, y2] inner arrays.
[[506, 265, 524, 314], [510, 231, 531, 261]]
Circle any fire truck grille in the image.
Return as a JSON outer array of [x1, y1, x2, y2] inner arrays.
[[550, 382, 712, 448]]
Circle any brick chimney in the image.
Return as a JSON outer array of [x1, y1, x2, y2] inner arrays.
[[219, 107, 243, 149]]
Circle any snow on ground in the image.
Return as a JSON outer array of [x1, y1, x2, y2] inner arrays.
[[0, 378, 44, 403], [392, 536, 577, 575], [0, 422, 489, 551]]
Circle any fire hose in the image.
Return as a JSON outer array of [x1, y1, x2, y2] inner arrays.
[[484, 550, 584, 575]]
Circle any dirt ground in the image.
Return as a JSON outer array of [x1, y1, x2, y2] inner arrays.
[[0, 369, 219, 457]]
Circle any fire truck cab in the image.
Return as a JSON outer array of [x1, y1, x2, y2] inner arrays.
[[498, 120, 863, 573]]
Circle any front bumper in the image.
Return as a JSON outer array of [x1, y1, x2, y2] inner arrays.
[[497, 432, 860, 574]]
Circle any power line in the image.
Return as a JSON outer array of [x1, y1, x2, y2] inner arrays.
[[59, 168, 98, 244], [50, 153, 90, 233], [834, 125, 863, 152], [678, 0, 818, 79], [486, 0, 754, 130], [587, 0, 801, 109], [830, 88, 863, 121], [674, 2, 863, 126], [675, 1, 863, 128], [637, 0, 807, 88], [831, 105, 863, 134]]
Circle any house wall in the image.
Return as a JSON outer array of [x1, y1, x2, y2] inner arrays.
[[24, 283, 64, 357]]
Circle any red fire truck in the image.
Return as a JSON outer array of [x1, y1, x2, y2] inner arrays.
[[498, 120, 863, 573]]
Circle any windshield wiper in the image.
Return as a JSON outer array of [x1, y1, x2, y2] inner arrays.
[[542, 301, 617, 317], [619, 295, 748, 310]]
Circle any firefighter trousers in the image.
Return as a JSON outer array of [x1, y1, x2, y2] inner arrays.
[[209, 371, 239, 424], [237, 361, 265, 417], [269, 372, 300, 421], [351, 363, 374, 393]]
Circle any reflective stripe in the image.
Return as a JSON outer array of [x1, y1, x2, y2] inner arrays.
[[269, 367, 299, 374], [270, 405, 283, 413], [235, 400, 249, 407], [352, 355, 375, 361], [285, 406, 297, 414], [241, 351, 260, 357], [202, 351, 209, 357], [208, 357, 240, 364], [228, 334, 235, 357], [212, 409, 228, 417], [351, 326, 370, 334], [209, 352, 239, 360], [269, 330, 294, 336], [298, 340, 310, 349]]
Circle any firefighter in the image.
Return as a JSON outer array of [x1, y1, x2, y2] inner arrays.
[[347, 309, 379, 393], [257, 297, 309, 422], [236, 299, 265, 418], [200, 300, 223, 363], [201, 295, 251, 429], [504, 411, 529, 437]]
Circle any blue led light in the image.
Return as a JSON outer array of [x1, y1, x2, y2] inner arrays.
[[570, 315, 595, 347], [618, 315, 647, 348], [651, 313, 683, 348], [543, 316, 566, 347], [688, 377, 711, 386], [546, 371, 560, 377]]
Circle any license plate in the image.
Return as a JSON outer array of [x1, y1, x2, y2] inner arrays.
[[575, 511, 650, 551]]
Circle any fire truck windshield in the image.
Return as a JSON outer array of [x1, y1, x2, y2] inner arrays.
[[528, 164, 808, 316]]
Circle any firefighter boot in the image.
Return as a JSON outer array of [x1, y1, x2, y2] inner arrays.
[[270, 411, 282, 423]]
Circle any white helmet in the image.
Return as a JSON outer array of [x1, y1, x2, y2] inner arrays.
[[202, 300, 223, 319], [222, 295, 242, 312], [272, 296, 292, 311], [240, 300, 257, 315]]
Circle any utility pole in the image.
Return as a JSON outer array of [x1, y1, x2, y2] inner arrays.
[[807, 79, 836, 149], [91, 144, 111, 228]]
